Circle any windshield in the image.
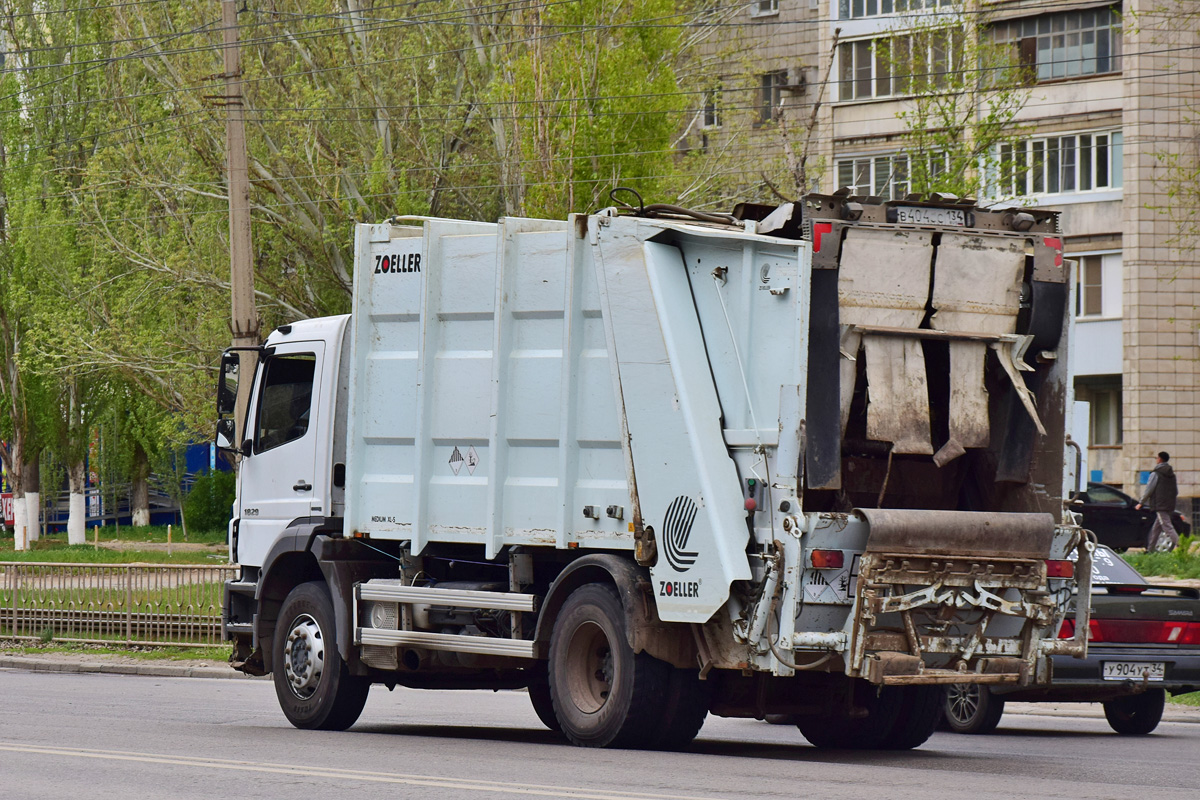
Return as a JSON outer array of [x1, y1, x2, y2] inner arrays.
[[1068, 544, 1147, 585]]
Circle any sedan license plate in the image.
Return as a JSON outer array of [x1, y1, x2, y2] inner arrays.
[[890, 206, 967, 226], [1102, 661, 1165, 681]]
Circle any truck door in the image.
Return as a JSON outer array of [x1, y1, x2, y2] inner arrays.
[[237, 341, 325, 567]]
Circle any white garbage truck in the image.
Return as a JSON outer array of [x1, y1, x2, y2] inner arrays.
[[217, 191, 1093, 749]]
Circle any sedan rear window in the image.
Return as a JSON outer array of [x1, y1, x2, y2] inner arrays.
[[1069, 544, 1147, 585]]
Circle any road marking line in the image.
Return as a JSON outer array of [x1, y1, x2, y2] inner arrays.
[[0, 742, 728, 800]]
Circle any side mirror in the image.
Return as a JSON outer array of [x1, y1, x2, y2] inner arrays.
[[216, 352, 240, 416], [215, 418, 239, 453]]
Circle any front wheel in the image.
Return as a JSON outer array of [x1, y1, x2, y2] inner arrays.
[[1103, 689, 1165, 735], [273, 581, 370, 731], [943, 684, 1005, 735]]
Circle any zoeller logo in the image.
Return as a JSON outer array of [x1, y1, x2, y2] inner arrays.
[[662, 496, 699, 572]]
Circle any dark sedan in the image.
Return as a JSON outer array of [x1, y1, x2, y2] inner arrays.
[[944, 544, 1200, 735], [1071, 482, 1191, 551]]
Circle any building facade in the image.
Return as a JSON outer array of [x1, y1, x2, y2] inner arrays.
[[702, 0, 1198, 516]]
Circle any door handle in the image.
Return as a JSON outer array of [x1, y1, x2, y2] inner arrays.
[[293, 480, 312, 492]]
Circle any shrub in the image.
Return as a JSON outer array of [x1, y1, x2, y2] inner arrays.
[[183, 470, 237, 533]]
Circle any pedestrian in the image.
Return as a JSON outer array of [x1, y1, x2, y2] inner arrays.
[[1135, 451, 1179, 552]]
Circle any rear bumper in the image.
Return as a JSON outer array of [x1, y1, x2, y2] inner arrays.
[[993, 646, 1200, 701]]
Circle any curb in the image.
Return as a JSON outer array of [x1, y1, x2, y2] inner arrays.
[[1003, 701, 1200, 724], [0, 656, 266, 680]]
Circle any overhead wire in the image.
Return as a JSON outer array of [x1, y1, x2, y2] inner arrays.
[[0, 0, 1182, 119]]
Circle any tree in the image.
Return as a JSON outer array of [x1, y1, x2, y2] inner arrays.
[[881, 1, 1033, 198]]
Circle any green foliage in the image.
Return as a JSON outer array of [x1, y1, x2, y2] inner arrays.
[[1122, 534, 1200, 580], [1170, 691, 1200, 707], [0, 0, 703, 455], [883, 3, 1033, 198], [182, 470, 237, 534], [0, 540, 225, 564]]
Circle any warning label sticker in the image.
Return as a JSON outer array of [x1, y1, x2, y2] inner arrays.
[[449, 446, 465, 475], [802, 567, 852, 604], [466, 446, 479, 475]]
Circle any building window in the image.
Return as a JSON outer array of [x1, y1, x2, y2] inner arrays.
[[758, 70, 787, 123], [1078, 255, 1103, 316], [989, 130, 1122, 199], [838, 33, 961, 101], [992, 7, 1122, 81], [1076, 378, 1122, 446], [752, 0, 779, 17], [836, 151, 949, 198], [840, 0, 952, 18], [1074, 252, 1121, 319], [702, 88, 722, 129]]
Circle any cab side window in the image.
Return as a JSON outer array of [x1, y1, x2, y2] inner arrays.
[[254, 354, 316, 453]]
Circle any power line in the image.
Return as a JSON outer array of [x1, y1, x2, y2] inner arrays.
[[0, 0, 1148, 115]]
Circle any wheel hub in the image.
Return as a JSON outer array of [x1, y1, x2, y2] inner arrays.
[[283, 614, 325, 700], [946, 683, 980, 723], [565, 621, 613, 714]]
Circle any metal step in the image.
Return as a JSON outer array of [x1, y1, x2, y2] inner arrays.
[[357, 581, 536, 613], [881, 671, 1022, 686], [226, 581, 257, 597], [357, 627, 536, 659]]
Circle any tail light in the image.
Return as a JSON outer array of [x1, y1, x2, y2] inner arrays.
[[1058, 619, 1076, 639], [1086, 619, 1200, 645], [1045, 560, 1075, 579], [809, 549, 845, 569]]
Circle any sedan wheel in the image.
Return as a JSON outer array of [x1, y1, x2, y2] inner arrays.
[[943, 684, 1005, 735], [1103, 689, 1165, 735]]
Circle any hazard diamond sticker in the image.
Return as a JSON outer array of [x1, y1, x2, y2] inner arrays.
[[449, 446, 464, 476]]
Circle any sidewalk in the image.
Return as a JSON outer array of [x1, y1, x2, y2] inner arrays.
[[0, 650, 264, 680], [1005, 701, 1200, 724]]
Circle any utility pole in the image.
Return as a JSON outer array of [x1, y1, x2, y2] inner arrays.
[[221, 0, 259, 444]]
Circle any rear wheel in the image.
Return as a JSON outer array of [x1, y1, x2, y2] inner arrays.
[[548, 583, 669, 748], [526, 663, 561, 733], [272, 581, 370, 731], [943, 684, 1005, 735], [647, 668, 710, 750], [1103, 689, 1165, 735], [796, 680, 904, 749], [880, 685, 943, 749]]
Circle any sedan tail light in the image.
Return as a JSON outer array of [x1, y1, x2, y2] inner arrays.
[[1064, 619, 1200, 645]]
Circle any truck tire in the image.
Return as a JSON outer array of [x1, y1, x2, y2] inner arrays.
[[526, 664, 562, 733], [273, 581, 370, 731], [648, 668, 710, 750], [796, 680, 903, 749], [880, 685, 943, 749], [548, 583, 669, 748], [1103, 689, 1165, 735], [943, 684, 1005, 735]]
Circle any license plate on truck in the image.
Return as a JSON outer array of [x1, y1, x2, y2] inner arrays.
[[1102, 661, 1165, 681], [888, 206, 967, 226]]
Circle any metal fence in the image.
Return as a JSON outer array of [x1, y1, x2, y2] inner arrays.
[[0, 562, 236, 648]]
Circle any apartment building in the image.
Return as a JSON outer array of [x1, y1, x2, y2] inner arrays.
[[697, 0, 1198, 514]]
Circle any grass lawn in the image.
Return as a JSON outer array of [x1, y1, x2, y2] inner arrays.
[[0, 641, 230, 661], [0, 525, 228, 565], [1170, 692, 1200, 707], [1122, 534, 1200, 580]]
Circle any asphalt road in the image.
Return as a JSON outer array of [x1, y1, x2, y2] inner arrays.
[[1, 668, 1197, 800]]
